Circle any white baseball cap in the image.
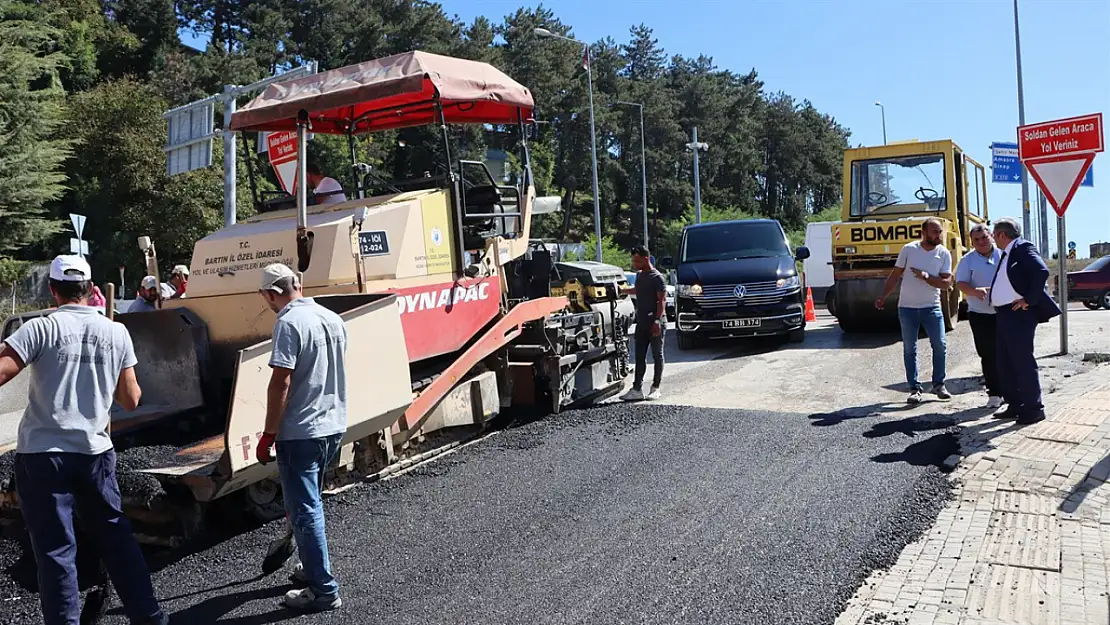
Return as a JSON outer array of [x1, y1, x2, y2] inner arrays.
[[49, 255, 92, 282], [260, 263, 297, 293], [171, 264, 190, 277], [140, 275, 158, 289]]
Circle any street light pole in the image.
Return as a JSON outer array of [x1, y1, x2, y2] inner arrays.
[[1013, 0, 1032, 241], [535, 27, 603, 262], [616, 101, 649, 247], [685, 127, 708, 224], [874, 101, 887, 145]]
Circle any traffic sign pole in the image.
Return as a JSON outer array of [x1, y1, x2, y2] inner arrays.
[[1019, 112, 1105, 357], [1058, 214, 1067, 354]]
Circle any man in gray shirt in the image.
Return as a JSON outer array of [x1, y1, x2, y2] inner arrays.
[[255, 263, 347, 612], [621, 246, 667, 402], [875, 218, 954, 404], [127, 276, 161, 313], [0, 255, 166, 625]]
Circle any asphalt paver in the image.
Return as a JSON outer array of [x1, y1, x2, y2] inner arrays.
[[2, 400, 954, 625]]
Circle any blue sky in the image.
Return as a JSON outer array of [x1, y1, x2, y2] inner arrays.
[[435, 0, 1109, 256], [187, 0, 1108, 255]]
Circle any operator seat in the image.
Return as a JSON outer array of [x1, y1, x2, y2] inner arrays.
[[463, 184, 502, 250]]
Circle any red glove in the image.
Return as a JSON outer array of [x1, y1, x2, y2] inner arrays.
[[256, 432, 276, 464]]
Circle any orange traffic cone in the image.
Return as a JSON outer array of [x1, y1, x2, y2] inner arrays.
[[804, 287, 817, 322]]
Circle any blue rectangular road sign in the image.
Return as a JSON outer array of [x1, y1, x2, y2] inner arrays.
[[991, 141, 1093, 186]]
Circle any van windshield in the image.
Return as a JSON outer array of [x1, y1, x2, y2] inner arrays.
[[1085, 256, 1110, 272], [681, 222, 789, 263]]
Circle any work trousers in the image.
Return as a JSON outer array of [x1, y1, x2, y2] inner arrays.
[[898, 306, 946, 391], [14, 450, 165, 625], [276, 433, 343, 599], [967, 312, 1001, 397], [633, 322, 665, 391], [995, 306, 1043, 416]]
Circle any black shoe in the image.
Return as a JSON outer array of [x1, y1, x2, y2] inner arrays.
[[1016, 410, 1046, 425], [993, 405, 1021, 420]]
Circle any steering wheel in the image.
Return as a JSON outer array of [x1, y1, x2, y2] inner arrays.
[[866, 191, 887, 205], [914, 187, 939, 201]]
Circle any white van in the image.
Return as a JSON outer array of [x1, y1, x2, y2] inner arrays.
[[803, 221, 836, 305]]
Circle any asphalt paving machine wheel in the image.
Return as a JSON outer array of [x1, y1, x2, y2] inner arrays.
[[243, 478, 285, 523]]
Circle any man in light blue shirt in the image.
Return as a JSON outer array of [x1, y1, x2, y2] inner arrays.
[[255, 263, 347, 613], [955, 223, 1003, 408]]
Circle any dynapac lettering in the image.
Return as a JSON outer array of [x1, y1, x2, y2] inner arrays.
[[397, 282, 491, 314], [850, 223, 923, 243]]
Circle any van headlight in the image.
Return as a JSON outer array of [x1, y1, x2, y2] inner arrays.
[[776, 275, 800, 289], [677, 284, 703, 297]]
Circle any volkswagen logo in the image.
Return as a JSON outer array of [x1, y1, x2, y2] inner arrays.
[[733, 285, 747, 299]]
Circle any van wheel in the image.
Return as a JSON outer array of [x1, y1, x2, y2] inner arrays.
[[677, 331, 697, 351], [787, 327, 805, 343], [1100, 290, 1110, 310]]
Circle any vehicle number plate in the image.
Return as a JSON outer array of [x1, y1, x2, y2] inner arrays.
[[723, 318, 760, 329]]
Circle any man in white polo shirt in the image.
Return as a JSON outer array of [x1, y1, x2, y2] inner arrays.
[[875, 217, 954, 404]]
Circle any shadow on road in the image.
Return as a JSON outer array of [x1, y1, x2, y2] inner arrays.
[[869, 407, 1020, 469], [881, 376, 984, 396], [158, 580, 295, 625], [1059, 452, 1110, 515], [808, 403, 918, 427]]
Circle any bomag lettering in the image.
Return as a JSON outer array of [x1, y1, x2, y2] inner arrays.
[[849, 223, 923, 243]]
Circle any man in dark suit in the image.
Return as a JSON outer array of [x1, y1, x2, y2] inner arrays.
[[989, 217, 1061, 424]]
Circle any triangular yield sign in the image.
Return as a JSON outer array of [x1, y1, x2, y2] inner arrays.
[[273, 159, 299, 195], [1025, 155, 1094, 217]]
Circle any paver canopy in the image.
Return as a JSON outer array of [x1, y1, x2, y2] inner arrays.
[[229, 50, 535, 134]]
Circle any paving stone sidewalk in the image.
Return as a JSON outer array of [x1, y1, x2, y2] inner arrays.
[[836, 363, 1110, 625]]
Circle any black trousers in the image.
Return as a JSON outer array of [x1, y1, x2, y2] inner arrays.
[[967, 312, 1001, 397], [14, 450, 165, 625], [633, 323, 665, 390], [995, 307, 1043, 416]]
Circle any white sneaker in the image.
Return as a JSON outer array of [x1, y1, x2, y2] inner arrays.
[[987, 396, 1003, 409], [620, 388, 645, 402], [645, 387, 661, 401], [283, 587, 341, 612]]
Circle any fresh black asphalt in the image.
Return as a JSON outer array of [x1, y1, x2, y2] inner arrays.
[[1, 400, 956, 625]]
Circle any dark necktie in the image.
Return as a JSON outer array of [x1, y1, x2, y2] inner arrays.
[[988, 250, 1007, 305]]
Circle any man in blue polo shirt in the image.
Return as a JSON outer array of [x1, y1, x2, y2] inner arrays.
[[955, 223, 1003, 409]]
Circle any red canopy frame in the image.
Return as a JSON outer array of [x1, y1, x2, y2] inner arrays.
[[229, 51, 534, 134]]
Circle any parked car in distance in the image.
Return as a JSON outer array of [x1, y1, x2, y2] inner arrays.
[[1067, 256, 1110, 309], [663, 219, 810, 350]]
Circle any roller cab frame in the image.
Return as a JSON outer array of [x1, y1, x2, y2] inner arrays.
[[830, 140, 990, 333]]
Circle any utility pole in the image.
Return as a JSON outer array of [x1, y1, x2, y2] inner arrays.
[[534, 28, 603, 261], [874, 101, 887, 145], [1013, 0, 1032, 240], [686, 127, 709, 223]]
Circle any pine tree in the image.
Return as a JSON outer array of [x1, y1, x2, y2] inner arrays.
[[0, 0, 71, 254]]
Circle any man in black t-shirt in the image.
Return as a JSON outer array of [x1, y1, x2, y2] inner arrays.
[[621, 246, 666, 401]]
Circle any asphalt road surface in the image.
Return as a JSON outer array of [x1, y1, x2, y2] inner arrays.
[[1, 307, 1106, 625]]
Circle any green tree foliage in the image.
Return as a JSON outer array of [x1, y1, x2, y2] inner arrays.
[[2, 0, 852, 278], [0, 0, 71, 253]]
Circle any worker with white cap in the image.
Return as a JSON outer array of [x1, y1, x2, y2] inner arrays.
[[128, 276, 162, 313], [0, 255, 167, 625], [255, 263, 348, 612], [164, 264, 189, 299]]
